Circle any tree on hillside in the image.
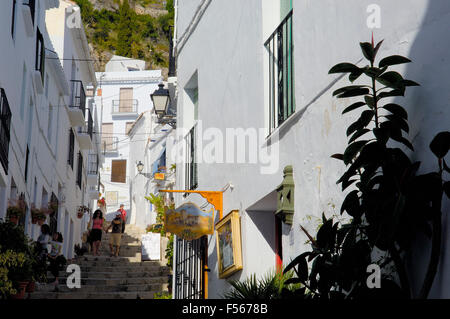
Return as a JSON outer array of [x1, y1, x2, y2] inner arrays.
[[116, 0, 136, 57]]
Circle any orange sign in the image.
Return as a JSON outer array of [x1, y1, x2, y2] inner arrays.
[[97, 88, 102, 96], [154, 173, 165, 180]]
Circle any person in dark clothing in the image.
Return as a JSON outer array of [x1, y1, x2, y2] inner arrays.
[[117, 204, 127, 234], [106, 213, 123, 257]]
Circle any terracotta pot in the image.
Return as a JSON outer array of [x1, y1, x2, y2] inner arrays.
[[31, 216, 38, 224], [37, 219, 45, 226], [26, 281, 35, 293], [77, 213, 83, 219], [11, 281, 28, 299]]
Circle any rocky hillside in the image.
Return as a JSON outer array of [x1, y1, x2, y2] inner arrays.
[[75, 0, 173, 77]]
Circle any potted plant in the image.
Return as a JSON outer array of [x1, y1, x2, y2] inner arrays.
[[97, 197, 106, 208], [77, 206, 89, 219], [31, 206, 46, 225], [6, 199, 26, 225]]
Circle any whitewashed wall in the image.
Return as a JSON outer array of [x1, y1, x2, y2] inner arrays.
[[96, 69, 161, 221], [175, 0, 450, 298], [0, 0, 99, 260]]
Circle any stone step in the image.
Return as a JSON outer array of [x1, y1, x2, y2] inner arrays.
[[30, 291, 164, 299], [41, 276, 170, 287], [48, 269, 171, 279], [74, 256, 147, 263], [36, 282, 168, 293], [78, 265, 169, 272]]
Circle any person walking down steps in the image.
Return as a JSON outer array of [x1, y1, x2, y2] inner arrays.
[[106, 213, 123, 257], [118, 204, 127, 234]]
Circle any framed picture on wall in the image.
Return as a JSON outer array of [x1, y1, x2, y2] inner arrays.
[[215, 210, 243, 279]]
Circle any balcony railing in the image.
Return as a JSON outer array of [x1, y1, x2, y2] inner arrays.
[[103, 136, 119, 153], [78, 109, 93, 139], [69, 80, 86, 115], [265, 10, 294, 134], [68, 129, 74, 169], [112, 99, 138, 114], [0, 89, 12, 174], [87, 154, 98, 175]]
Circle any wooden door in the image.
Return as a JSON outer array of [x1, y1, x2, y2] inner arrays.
[[111, 160, 127, 183]]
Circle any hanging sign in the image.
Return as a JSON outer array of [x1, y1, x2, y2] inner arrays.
[[165, 202, 215, 240], [154, 173, 165, 180]]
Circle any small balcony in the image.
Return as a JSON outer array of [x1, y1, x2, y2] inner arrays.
[[76, 109, 93, 150], [102, 137, 119, 154], [0, 89, 12, 174], [111, 99, 138, 116], [68, 80, 86, 127], [87, 154, 98, 185], [88, 184, 99, 200]]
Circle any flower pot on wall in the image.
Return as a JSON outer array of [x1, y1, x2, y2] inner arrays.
[[10, 281, 28, 299], [37, 219, 45, 226], [26, 281, 35, 293]]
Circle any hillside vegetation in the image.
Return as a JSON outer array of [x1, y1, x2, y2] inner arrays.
[[74, 0, 174, 75]]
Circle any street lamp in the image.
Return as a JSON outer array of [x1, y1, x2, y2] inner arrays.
[[137, 161, 145, 174], [150, 83, 170, 117]]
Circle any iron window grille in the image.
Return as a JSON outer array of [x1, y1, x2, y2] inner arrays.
[[103, 136, 119, 153], [36, 28, 45, 83], [76, 152, 83, 189], [69, 80, 86, 115], [185, 125, 198, 195], [0, 88, 12, 174], [11, 0, 17, 38], [112, 99, 138, 114], [79, 108, 93, 138], [68, 129, 74, 169], [265, 10, 294, 134], [87, 154, 98, 175], [24, 145, 29, 183], [174, 237, 206, 299]]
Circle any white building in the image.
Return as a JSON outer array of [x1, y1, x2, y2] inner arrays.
[[172, 0, 450, 298], [128, 108, 177, 231], [0, 0, 99, 260], [92, 57, 162, 221]]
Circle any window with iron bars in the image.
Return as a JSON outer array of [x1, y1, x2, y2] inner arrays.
[[11, 0, 17, 39], [76, 152, 83, 189], [185, 125, 198, 194], [68, 129, 74, 169], [36, 28, 45, 84], [265, 10, 294, 135], [0, 88, 12, 174]]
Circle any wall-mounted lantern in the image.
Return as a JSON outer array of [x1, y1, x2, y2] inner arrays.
[[275, 165, 294, 225]]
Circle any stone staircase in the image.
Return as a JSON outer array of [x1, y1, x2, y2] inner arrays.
[[30, 224, 171, 299]]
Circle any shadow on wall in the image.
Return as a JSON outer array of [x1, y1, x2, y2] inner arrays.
[[397, 0, 450, 299]]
